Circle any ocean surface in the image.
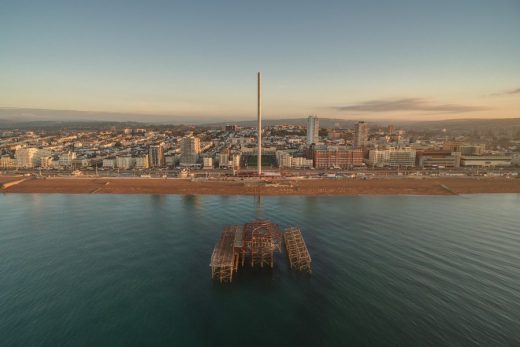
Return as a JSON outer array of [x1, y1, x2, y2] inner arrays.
[[1, 194, 519, 346]]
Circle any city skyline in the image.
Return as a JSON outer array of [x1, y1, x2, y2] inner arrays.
[[1, 0, 519, 121]]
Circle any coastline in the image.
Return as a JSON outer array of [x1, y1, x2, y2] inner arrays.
[[1, 176, 520, 196]]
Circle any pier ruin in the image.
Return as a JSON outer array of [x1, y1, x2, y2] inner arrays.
[[210, 220, 311, 283]]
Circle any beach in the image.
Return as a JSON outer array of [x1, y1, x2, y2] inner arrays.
[[1, 176, 519, 195]]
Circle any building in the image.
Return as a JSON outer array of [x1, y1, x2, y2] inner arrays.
[[180, 136, 201, 166], [416, 151, 461, 168], [116, 156, 135, 170], [443, 142, 485, 155], [203, 157, 214, 169], [460, 155, 512, 167], [149, 144, 165, 167], [512, 153, 520, 166], [354, 121, 369, 148], [313, 146, 364, 169], [0, 155, 16, 169], [219, 149, 230, 168], [276, 151, 293, 168], [231, 153, 241, 170], [40, 156, 53, 169], [135, 155, 149, 169], [368, 147, 416, 167], [368, 149, 389, 167], [58, 152, 77, 168], [225, 124, 238, 132], [291, 157, 313, 168], [306, 115, 319, 145], [102, 158, 116, 169], [15, 148, 39, 168]]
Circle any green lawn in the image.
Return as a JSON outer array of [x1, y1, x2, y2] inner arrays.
[[246, 155, 277, 167]]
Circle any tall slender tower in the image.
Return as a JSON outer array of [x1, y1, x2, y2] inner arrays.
[[257, 72, 262, 176]]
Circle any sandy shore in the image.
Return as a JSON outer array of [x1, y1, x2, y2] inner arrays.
[[1, 176, 520, 195]]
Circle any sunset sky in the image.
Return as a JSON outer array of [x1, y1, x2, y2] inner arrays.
[[1, 0, 519, 121]]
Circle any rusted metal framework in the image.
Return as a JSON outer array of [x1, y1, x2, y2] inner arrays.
[[242, 220, 282, 268], [210, 226, 239, 283], [210, 220, 310, 283], [284, 227, 312, 273]]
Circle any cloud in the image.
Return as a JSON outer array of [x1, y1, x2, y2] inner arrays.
[[505, 88, 520, 95], [489, 88, 520, 97], [334, 98, 487, 114]]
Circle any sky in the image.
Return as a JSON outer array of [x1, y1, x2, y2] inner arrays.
[[1, 0, 519, 122]]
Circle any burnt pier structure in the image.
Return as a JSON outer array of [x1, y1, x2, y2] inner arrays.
[[210, 220, 311, 283]]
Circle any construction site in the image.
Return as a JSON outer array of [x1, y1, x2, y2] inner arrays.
[[210, 220, 312, 283]]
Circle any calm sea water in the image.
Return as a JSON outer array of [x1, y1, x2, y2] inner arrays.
[[1, 194, 519, 346]]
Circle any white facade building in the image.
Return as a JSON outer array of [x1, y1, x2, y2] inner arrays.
[[116, 156, 135, 169], [59, 152, 77, 168], [15, 148, 39, 168], [135, 155, 149, 169], [203, 157, 214, 169], [180, 136, 201, 166], [368, 147, 416, 167], [103, 158, 116, 168], [307, 115, 319, 145]]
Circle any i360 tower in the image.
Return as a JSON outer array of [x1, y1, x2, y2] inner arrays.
[[257, 72, 262, 176]]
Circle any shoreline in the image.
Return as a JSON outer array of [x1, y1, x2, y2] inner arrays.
[[1, 176, 520, 196]]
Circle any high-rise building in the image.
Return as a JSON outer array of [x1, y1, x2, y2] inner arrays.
[[354, 121, 369, 148], [219, 148, 230, 168], [15, 148, 39, 168], [180, 136, 201, 166], [307, 115, 319, 144], [149, 144, 165, 167]]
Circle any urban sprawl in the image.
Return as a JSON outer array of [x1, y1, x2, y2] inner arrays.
[[1, 116, 519, 179]]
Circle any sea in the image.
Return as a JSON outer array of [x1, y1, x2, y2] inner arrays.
[[1, 194, 519, 346]]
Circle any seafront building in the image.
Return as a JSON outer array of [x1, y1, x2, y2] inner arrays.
[[368, 147, 416, 167], [180, 136, 201, 166], [313, 146, 364, 169], [135, 155, 149, 169], [0, 120, 518, 175], [460, 155, 512, 167], [149, 144, 165, 167], [116, 156, 136, 170], [416, 151, 461, 168], [15, 148, 39, 168]]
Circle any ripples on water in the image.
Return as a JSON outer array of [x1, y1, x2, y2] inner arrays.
[[0, 194, 519, 346]]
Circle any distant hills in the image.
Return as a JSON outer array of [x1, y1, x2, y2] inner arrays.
[[0, 107, 519, 131]]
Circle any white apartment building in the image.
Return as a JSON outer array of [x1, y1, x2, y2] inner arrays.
[[1, 155, 16, 169], [231, 154, 241, 170], [135, 155, 149, 169], [291, 157, 313, 168], [180, 136, 201, 166], [15, 148, 39, 168], [368, 147, 416, 167], [203, 157, 214, 169], [59, 152, 77, 168], [219, 151, 229, 168], [103, 158, 116, 168], [116, 156, 135, 169]]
